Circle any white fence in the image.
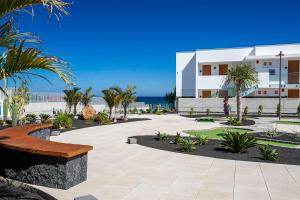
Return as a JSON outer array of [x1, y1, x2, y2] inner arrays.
[[178, 98, 300, 114]]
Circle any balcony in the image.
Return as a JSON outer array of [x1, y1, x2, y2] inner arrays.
[[197, 75, 227, 90]]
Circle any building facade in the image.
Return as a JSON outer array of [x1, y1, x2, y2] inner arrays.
[[176, 44, 300, 98]]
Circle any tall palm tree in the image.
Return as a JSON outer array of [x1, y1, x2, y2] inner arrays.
[[63, 87, 81, 115], [102, 89, 115, 120], [110, 87, 123, 122], [81, 87, 94, 107], [121, 85, 136, 121], [225, 64, 258, 122]]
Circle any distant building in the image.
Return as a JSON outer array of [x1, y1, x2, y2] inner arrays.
[[176, 43, 300, 98]]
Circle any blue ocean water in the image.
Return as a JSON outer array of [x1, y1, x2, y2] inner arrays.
[[137, 97, 169, 108]]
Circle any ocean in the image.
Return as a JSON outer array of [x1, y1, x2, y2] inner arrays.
[[137, 97, 169, 108]]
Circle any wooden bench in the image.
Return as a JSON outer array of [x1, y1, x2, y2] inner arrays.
[[0, 124, 93, 189]]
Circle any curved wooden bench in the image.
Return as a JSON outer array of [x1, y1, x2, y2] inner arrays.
[[0, 124, 92, 158], [0, 124, 93, 189]]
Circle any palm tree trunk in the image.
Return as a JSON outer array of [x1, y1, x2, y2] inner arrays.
[[114, 107, 117, 122], [236, 84, 242, 122], [124, 105, 128, 121], [109, 107, 113, 120], [73, 104, 77, 116]]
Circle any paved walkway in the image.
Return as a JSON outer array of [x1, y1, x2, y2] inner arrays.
[[37, 114, 300, 200]]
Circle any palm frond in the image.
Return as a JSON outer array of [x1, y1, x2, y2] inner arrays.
[[0, 0, 69, 19], [0, 41, 74, 85]]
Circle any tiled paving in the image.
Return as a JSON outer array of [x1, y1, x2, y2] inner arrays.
[[36, 114, 300, 200]]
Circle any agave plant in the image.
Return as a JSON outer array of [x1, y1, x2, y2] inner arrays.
[[221, 130, 257, 153]]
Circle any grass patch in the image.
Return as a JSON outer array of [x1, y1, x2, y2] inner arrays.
[[273, 121, 300, 125], [187, 128, 297, 148], [195, 116, 227, 122]]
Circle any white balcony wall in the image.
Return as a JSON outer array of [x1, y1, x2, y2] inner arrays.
[[257, 72, 270, 88], [255, 44, 300, 56], [197, 75, 226, 90]]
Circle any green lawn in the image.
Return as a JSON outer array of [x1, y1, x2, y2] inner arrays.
[[187, 128, 297, 148], [273, 121, 300, 125], [195, 116, 227, 122]]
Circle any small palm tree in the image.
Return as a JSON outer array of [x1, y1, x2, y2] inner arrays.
[[225, 64, 258, 122], [81, 87, 94, 107], [121, 85, 136, 121], [63, 87, 81, 115], [110, 87, 123, 122], [102, 89, 115, 120], [165, 87, 176, 110]]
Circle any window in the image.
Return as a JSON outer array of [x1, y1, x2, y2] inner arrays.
[[269, 69, 276, 76], [275, 90, 278, 94], [263, 91, 267, 94], [258, 91, 261, 95]]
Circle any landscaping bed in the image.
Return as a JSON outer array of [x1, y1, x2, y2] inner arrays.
[[0, 177, 57, 200], [134, 135, 300, 165], [273, 121, 300, 125], [252, 132, 300, 144], [58, 118, 151, 132]]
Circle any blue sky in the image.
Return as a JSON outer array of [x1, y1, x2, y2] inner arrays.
[[18, 0, 300, 96]]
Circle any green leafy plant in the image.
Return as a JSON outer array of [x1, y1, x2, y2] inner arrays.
[[206, 108, 210, 116], [243, 106, 248, 117], [3, 98, 9, 122], [297, 104, 300, 116], [227, 117, 241, 126], [189, 108, 194, 117], [156, 131, 168, 141], [258, 105, 263, 116], [173, 132, 182, 144], [146, 108, 152, 113], [178, 137, 196, 152], [264, 127, 279, 138], [194, 135, 208, 145], [53, 112, 73, 130], [195, 117, 214, 122], [25, 113, 37, 124], [221, 130, 257, 153], [95, 111, 111, 125], [259, 145, 278, 161], [132, 107, 138, 114], [85, 117, 95, 125], [39, 113, 51, 123]]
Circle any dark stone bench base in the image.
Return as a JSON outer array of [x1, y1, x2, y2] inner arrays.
[[0, 147, 88, 189]]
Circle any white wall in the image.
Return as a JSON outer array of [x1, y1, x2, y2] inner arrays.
[[197, 75, 226, 90], [255, 44, 300, 56], [176, 52, 196, 97]]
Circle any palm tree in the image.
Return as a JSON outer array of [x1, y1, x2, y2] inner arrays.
[[102, 89, 115, 120], [63, 87, 81, 115], [165, 87, 176, 110], [0, 0, 69, 19], [121, 85, 136, 121], [110, 87, 123, 122], [81, 87, 94, 107], [225, 64, 258, 122]]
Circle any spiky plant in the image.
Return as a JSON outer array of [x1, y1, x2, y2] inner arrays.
[[221, 130, 257, 153], [225, 64, 258, 122]]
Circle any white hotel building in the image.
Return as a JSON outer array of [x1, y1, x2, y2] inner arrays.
[[176, 44, 300, 99]]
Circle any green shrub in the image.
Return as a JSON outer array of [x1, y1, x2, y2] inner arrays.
[[195, 117, 214, 122], [206, 108, 210, 116], [95, 111, 111, 125], [259, 145, 278, 161], [221, 130, 257, 153], [188, 108, 194, 117], [146, 108, 152, 113], [243, 106, 248, 117], [53, 112, 73, 130], [173, 132, 182, 144], [227, 117, 241, 126], [156, 131, 168, 141], [39, 113, 51, 123], [25, 113, 37, 124], [264, 128, 279, 137], [3, 98, 9, 122], [132, 107, 138, 114], [297, 104, 300, 116], [194, 135, 208, 145], [258, 105, 263, 115], [178, 137, 196, 152]]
